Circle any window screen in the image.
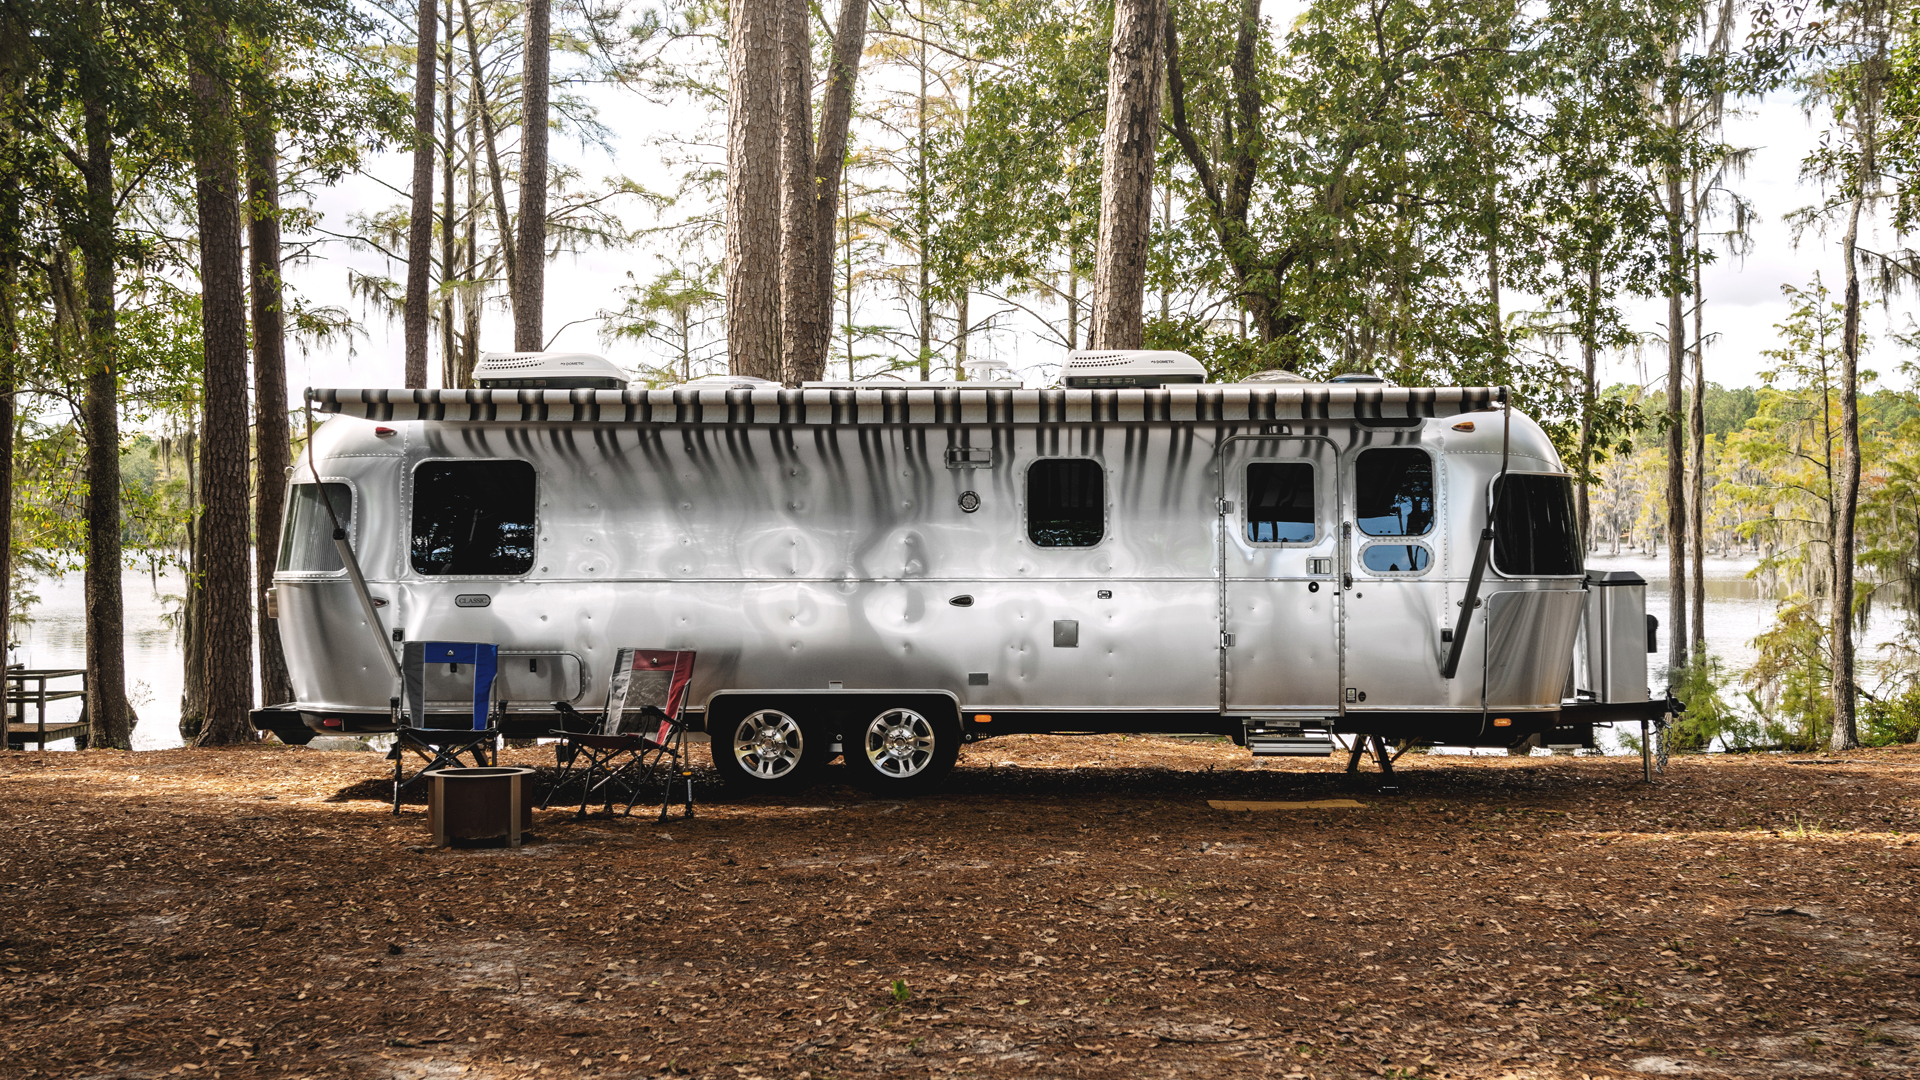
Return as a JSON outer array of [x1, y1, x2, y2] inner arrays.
[[1246, 462, 1315, 543], [278, 483, 352, 573], [1027, 459, 1104, 547], [1361, 542, 1431, 573], [1354, 448, 1434, 537], [411, 460, 537, 575], [1493, 473, 1583, 576]]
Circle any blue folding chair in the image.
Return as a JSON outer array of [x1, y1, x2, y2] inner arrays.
[[390, 641, 502, 813]]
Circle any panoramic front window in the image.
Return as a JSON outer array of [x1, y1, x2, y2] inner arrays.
[[1493, 473, 1583, 577], [1027, 458, 1105, 547], [1246, 462, 1315, 543], [278, 483, 352, 573], [1354, 448, 1434, 537], [411, 460, 537, 576]]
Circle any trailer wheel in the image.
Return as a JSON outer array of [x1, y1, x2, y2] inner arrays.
[[710, 705, 819, 793], [844, 703, 959, 796]]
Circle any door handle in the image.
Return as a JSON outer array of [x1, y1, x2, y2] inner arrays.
[[1343, 572, 1352, 588]]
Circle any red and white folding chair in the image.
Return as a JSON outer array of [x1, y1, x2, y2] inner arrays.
[[546, 649, 696, 820]]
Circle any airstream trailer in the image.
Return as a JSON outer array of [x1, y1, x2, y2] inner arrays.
[[253, 350, 1672, 793]]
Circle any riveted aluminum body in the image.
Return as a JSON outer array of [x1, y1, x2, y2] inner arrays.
[[274, 385, 1585, 736]]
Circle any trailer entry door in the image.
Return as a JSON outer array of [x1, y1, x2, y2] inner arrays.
[[1340, 445, 1447, 711], [1220, 437, 1340, 713]]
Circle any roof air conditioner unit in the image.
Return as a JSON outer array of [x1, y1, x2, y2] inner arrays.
[[1059, 350, 1207, 389], [472, 351, 630, 390]]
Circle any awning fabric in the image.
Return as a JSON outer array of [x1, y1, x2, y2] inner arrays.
[[307, 385, 1503, 426]]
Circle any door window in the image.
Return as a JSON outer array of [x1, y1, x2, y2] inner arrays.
[[1245, 462, 1315, 543], [1027, 458, 1104, 547], [1354, 448, 1434, 536], [278, 483, 352, 573], [411, 460, 537, 575], [1493, 473, 1583, 576], [1360, 541, 1432, 574]]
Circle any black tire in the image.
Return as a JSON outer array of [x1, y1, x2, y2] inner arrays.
[[842, 701, 960, 797], [708, 700, 823, 794]]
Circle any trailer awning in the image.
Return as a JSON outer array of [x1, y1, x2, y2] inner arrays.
[[307, 384, 1503, 426]]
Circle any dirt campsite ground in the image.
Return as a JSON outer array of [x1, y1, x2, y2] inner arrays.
[[1, 737, 1917, 1080]]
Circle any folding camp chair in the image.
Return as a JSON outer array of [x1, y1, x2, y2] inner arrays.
[[545, 649, 696, 820], [390, 641, 502, 814]]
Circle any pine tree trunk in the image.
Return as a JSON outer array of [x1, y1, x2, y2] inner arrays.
[[461, 59, 480, 387], [1663, 152, 1689, 678], [1832, 156, 1868, 756], [915, 12, 931, 381], [955, 290, 969, 379], [191, 64, 257, 745], [180, 428, 205, 739], [0, 252, 15, 667], [1689, 180, 1706, 652], [805, 0, 869, 381], [776, 0, 816, 386], [461, 0, 516, 299], [440, 0, 457, 383], [514, 0, 550, 351], [727, 0, 781, 379], [404, 0, 439, 387], [1577, 240, 1598, 551], [80, 89, 134, 751], [245, 105, 292, 707], [1089, 0, 1166, 351]]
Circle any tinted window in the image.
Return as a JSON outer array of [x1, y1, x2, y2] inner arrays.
[[1493, 473, 1583, 576], [1354, 448, 1434, 536], [1027, 459, 1104, 547], [1246, 462, 1315, 543], [1361, 542, 1431, 573], [411, 460, 537, 575], [278, 483, 352, 572]]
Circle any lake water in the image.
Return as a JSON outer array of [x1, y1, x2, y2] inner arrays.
[[11, 556, 1895, 752]]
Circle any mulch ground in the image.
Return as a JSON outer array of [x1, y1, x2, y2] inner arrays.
[[1, 737, 1917, 1080]]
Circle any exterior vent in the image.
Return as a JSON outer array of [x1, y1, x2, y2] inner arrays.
[[1060, 350, 1206, 389], [472, 351, 630, 390]]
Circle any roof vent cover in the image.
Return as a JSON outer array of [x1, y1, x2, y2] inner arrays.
[[472, 351, 630, 390]]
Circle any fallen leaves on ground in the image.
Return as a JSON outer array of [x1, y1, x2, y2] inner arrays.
[[1, 736, 1917, 1080]]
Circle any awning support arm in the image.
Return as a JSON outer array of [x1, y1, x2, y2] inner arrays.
[[1440, 387, 1510, 680], [303, 393, 404, 692]]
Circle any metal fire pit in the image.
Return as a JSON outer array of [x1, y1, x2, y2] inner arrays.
[[423, 766, 535, 848]]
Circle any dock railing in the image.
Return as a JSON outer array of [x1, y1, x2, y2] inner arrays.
[[5, 667, 89, 750]]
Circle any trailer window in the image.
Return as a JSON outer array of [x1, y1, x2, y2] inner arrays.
[[411, 460, 537, 576], [1027, 459, 1104, 547], [278, 483, 352, 573], [1492, 473, 1583, 576], [1246, 462, 1315, 543], [1361, 541, 1432, 574], [1354, 448, 1434, 537]]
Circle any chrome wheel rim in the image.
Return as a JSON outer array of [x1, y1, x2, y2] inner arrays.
[[734, 710, 804, 780], [864, 708, 936, 779]]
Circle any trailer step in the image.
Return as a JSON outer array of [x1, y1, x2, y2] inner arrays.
[[1247, 733, 1334, 757]]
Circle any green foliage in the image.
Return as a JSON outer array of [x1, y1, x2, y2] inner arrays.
[[1861, 685, 1920, 745], [890, 979, 912, 1003], [1666, 652, 1746, 751]]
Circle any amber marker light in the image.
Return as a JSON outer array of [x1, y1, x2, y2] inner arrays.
[[1452, 421, 1475, 432], [1493, 717, 1512, 727]]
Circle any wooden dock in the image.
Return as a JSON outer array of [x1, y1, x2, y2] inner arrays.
[[5, 667, 88, 749]]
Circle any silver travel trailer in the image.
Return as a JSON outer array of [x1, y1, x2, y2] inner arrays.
[[254, 351, 1672, 793]]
